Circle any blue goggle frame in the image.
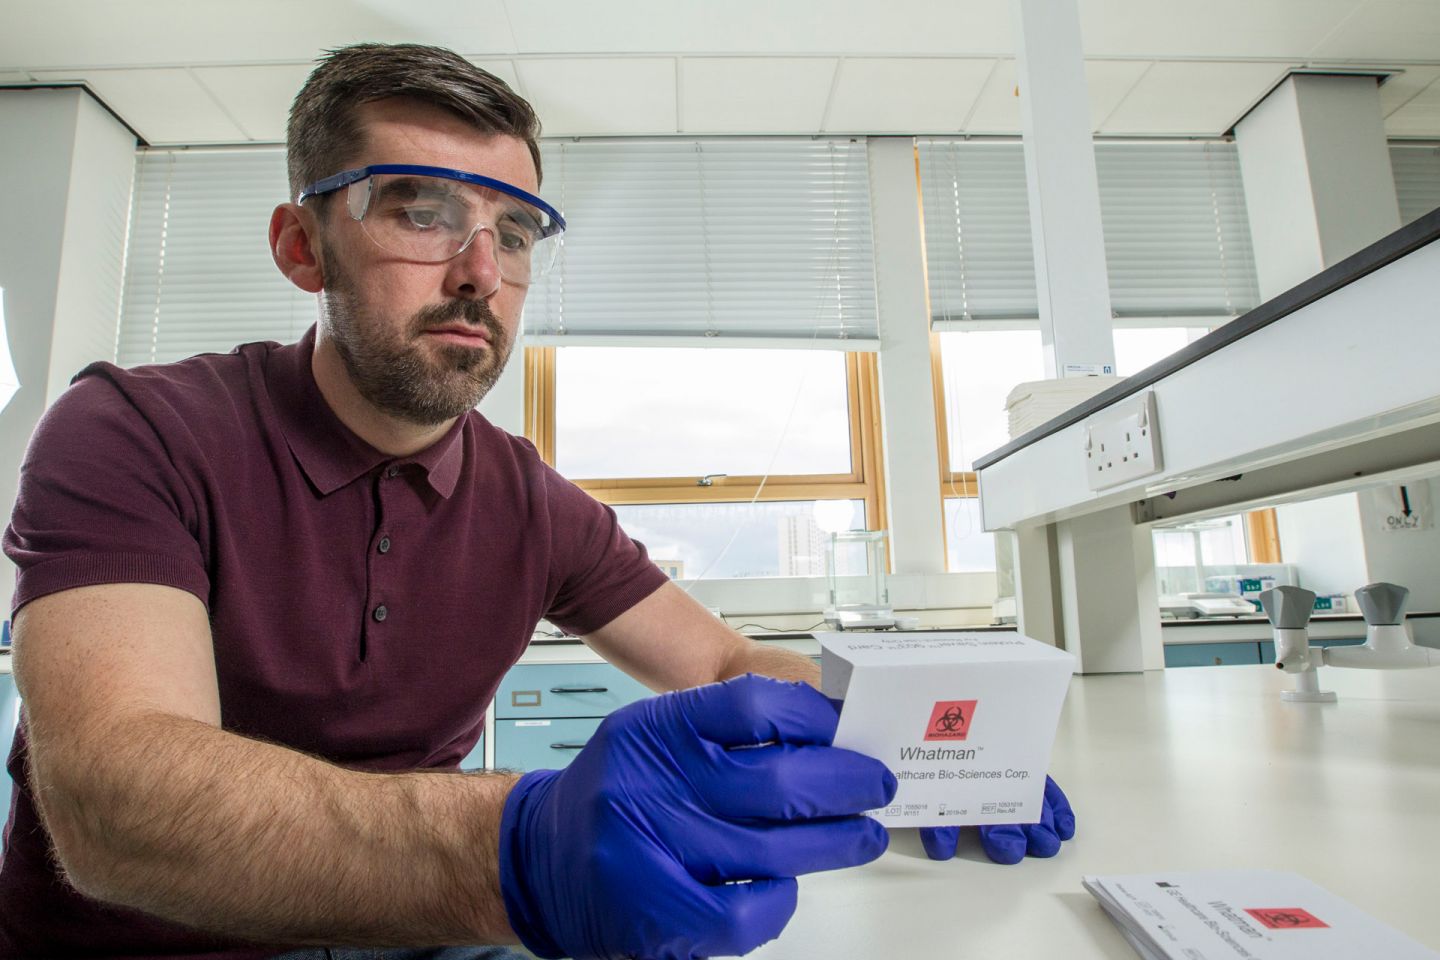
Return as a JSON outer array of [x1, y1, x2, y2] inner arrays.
[[297, 163, 566, 236]]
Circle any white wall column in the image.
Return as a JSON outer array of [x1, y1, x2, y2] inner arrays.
[[0, 87, 137, 612], [1055, 506, 1164, 673], [1005, 525, 1061, 647], [479, 332, 524, 435], [1236, 73, 1401, 295], [867, 137, 946, 575], [1235, 74, 1425, 614], [1012, 0, 1116, 380]]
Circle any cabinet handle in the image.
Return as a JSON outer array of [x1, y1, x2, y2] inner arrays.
[[549, 686, 608, 694], [550, 741, 589, 750]]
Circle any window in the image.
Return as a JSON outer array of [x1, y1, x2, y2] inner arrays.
[[118, 148, 313, 365], [614, 500, 868, 580], [920, 140, 1268, 573], [523, 138, 886, 581], [1111, 326, 1209, 377], [524, 139, 878, 346], [554, 347, 852, 479], [528, 345, 886, 580], [1390, 142, 1440, 226], [0, 288, 17, 414], [1152, 516, 1252, 596]]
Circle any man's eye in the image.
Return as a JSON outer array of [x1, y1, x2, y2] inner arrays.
[[401, 206, 450, 230], [498, 228, 532, 252]]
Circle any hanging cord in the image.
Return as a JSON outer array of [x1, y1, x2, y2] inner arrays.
[[679, 140, 862, 592]]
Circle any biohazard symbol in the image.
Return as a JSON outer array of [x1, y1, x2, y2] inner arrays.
[[924, 700, 977, 741], [936, 705, 965, 732], [1244, 908, 1328, 930]]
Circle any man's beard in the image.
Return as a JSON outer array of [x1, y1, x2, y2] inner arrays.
[[320, 250, 514, 427]]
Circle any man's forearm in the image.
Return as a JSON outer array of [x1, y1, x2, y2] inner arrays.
[[36, 710, 518, 947], [718, 638, 821, 687]]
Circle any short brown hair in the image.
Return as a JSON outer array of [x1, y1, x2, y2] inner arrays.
[[287, 43, 543, 202]]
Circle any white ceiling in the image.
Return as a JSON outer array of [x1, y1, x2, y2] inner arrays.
[[2, 0, 1438, 144]]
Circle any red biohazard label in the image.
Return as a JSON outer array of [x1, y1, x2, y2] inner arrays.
[[924, 700, 977, 741], [1245, 908, 1329, 930]]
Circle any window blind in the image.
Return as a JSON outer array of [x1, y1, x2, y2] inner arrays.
[[118, 148, 315, 366], [1390, 142, 1440, 226], [918, 140, 1262, 328], [523, 139, 880, 347]]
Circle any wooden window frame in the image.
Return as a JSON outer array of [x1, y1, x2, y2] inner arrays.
[[525, 346, 889, 537]]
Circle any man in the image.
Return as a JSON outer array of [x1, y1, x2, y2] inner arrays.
[[1, 44, 1067, 960]]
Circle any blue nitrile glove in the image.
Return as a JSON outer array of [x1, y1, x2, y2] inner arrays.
[[498, 674, 897, 960], [919, 775, 1075, 865]]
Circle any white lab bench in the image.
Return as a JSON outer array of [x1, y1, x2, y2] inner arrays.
[[752, 662, 1440, 958], [974, 208, 1440, 674]]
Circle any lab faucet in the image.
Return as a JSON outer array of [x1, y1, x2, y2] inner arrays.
[[1259, 582, 1440, 703]]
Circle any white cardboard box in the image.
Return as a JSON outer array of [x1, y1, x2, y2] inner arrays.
[[818, 631, 1074, 828], [1084, 870, 1440, 959]]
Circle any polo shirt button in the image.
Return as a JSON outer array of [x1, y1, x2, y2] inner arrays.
[[386, 465, 400, 479], [373, 604, 388, 622], [378, 536, 391, 554]]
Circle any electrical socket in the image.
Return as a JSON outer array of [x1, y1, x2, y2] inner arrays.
[[1084, 390, 1162, 491]]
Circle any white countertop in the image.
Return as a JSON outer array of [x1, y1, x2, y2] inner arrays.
[[753, 663, 1440, 958]]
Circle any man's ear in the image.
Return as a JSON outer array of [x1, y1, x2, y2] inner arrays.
[[269, 203, 325, 293]]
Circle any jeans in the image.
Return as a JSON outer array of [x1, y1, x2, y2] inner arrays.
[[270, 949, 530, 960]]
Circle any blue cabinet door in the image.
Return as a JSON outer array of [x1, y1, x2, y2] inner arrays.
[[1259, 637, 1365, 663], [494, 717, 605, 772], [1164, 642, 1262, 668], [496, 663, 653, 719], [0, 673, 17, 839], [459, 732, 486, 771]]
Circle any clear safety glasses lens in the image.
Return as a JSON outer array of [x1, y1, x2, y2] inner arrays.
[[344, 173, 561, 284]]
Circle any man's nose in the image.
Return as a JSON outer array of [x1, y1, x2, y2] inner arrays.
[[443, 224, 504, 299]]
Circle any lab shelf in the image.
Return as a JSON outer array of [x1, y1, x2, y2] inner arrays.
[[976, 208, 1440, 532]]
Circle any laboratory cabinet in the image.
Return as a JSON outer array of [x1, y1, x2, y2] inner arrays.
[[459, 732, 485, 771], [492, 661, 653, 771], [1163, 637, 1364, 669]]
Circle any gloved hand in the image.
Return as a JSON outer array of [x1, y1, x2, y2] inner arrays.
[[919, 775, 1075, 865], [498, 674, 897, 960]]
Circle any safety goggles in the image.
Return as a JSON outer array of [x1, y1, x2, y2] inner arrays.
[[297, 164, 566, 285]]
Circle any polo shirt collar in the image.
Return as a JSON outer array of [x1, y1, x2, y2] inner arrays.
[[267, 326, 466, 500]]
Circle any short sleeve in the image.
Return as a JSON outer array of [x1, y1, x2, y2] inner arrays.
[[540, 467, 668, 637], [3, 373, 210, 615]]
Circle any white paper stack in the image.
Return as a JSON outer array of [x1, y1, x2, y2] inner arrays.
[[1005, 376, 1123, 440], [1083, 870, 1438, 960]]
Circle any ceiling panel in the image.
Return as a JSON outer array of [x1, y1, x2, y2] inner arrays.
[[963, 59, 1021, 133], [0, 72, 31, 84], [517, 58, 676, 136], [1379, 65, 1440, 115], [0, 0, 516, 70], [1081, 0, 1360, 59], [1099, 61, 1294, 136], [1081, 60, 1154, 131], [469, 59, 521, 91], [682, 58, 836, 134], [191, 64, 315, 142], [1309, 0, 1440, 61], [823, 58, 995, 133], [28, 68, 248, 143], [503, 0, 1012, 56], [188, 59, 520, 142], [962, 59, 1153, 134], [1385, 78, 1440, 137]]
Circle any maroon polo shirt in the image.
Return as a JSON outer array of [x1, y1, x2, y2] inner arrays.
[[0, 325, 668, 959]]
